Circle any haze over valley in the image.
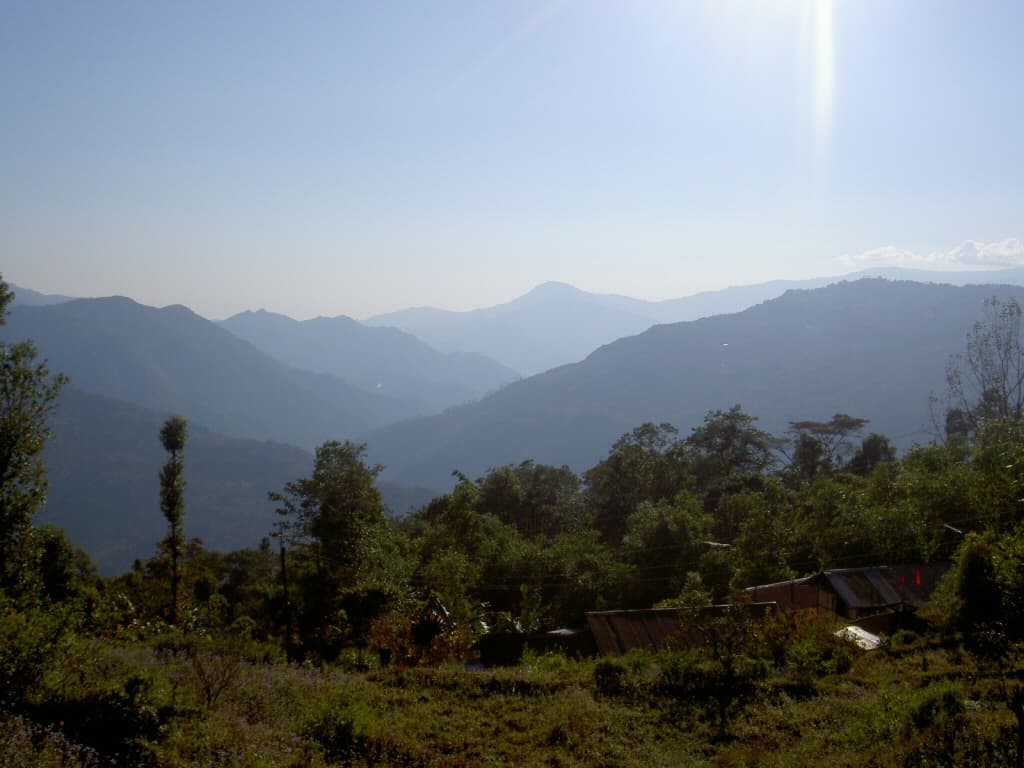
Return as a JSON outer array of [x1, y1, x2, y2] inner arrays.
[[7, 273, 1024, 572]]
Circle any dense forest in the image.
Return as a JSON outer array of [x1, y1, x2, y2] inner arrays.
[[3, 275, 1024, 767]]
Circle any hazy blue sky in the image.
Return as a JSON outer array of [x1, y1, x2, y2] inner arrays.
[[2, 1, 1022, 319]]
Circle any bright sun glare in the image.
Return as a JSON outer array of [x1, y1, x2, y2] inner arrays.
[[813, 0, 835, 151]]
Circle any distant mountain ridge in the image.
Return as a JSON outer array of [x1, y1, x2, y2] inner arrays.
[[42, 387, 435, 574], [368, 281, 659, 375], [10, 283, 76, 307], [2, 296, 422, 450], [219, 309, 517, 414], [362, 279, 1024, 491], [367, 269, 1024, 375]]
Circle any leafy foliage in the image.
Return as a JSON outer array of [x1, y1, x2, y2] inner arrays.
[[0, 278, 66, 594]]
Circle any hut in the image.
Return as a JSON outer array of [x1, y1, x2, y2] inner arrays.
[[585, 603, 777, 655]]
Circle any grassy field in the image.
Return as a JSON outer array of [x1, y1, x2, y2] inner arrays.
[[2, 630, 1019, 768]]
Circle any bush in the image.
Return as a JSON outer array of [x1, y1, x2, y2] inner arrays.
[[0, 594, 67, 710], [303, 698, 378, 764], [593, 658, 628, 696], [30, 675, 171, 766], [656, 650, 700, 696], [889, 629, 924, 654], [905, 679, 965, 732]]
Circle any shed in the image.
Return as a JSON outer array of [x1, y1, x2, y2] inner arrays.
[[746, 563, 949, 623], [746, 575, 836, 614], [586, 603, 777, 655]]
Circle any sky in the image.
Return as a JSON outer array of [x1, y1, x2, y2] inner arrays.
[[2, 1, 1023, 320]]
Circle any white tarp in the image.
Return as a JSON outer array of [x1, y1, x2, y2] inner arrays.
[[834, 625, 882, 651]]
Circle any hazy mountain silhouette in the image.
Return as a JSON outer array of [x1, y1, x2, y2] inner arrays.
[[367, 281, 658, 375], [42, 388, 435, 574], [363, 279, 1024, 491], [3, 296, 421, 450], [366, 270, 1024, 375], [219, 309, 518, 413], [10, 283, 75, 307]]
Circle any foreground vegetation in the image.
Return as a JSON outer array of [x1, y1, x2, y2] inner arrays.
[[3, 275, 1024, 765], [2, 626, 1021, 767]]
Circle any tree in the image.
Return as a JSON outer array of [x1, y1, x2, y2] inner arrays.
[[159, 415, 188, 624], [847, 432, 897, 476], [269, 441, 389, 659], [0, 276, 66, 595], [584, 422, 692, 543], [476, 461, 585, 539], [687, 405, 778, 487], [620, 491, 711, 607], [943, 296, 1024, 438], [272, 441, 384, 568], [785, 413, 869, 480], [934, 528, 1024, 766]]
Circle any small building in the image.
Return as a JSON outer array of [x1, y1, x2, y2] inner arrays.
[[585, 603, 777, 656], [746, 575, 832, 614], [746, 563, 949, 632]]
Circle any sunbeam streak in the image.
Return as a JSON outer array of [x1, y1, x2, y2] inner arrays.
[[814, 0, 835, 152]]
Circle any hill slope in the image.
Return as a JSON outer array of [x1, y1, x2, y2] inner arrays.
[[219, 309, 517, 413], [367, 270, 1024, 375], [367, 282, 659, 375], [363, 279, 1024, 490], [10, 283, 75, 307], [3, 297, 421, 449], [41, 388, 436, 574], [41, 387, 311, 574]]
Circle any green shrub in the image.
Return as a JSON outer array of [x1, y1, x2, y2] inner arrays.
[[905, 679, 965, 732], [656, 649, 700, 695], [593, 658, 628, 696], [0, 594, 67, 710], [30, 674, 171, 766], [303, 698, 378, 764], [889, 629, 924, 654]]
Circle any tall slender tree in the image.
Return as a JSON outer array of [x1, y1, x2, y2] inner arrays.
[[159, 415, 188, 624]]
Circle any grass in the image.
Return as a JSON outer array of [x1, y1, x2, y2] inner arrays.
[[2, 637, 1021, 767]]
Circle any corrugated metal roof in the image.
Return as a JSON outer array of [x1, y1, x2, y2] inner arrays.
[[885, 563, 951, 607], [822, 568, 902, 609], [745, 563, 950, 615], [586, 604, 778, 655], [586, 608, 687, 655]]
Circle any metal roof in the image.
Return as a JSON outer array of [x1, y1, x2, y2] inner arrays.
[[745, 563, 951, 613], [821, 568, 902, 609]]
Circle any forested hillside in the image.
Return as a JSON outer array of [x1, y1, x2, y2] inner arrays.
[[219, 309, 517, 413], [41, 387, 311, 573], [40, 388, 435, 574], [366, 279, 1024, 490], [367, 269, 1024, 375], [1, 297, 422, 449]]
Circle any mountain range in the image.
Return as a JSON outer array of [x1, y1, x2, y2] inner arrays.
[[42, 387, 437, 575], [17, 267, 1024, 381], [366, 268, 1024, 375], [42, 386, 312, 573], [218, 309, 517, 413], [12, 276, 1024, 573], [2, 297, 421, 450], [362, 279, 1024, 490]]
